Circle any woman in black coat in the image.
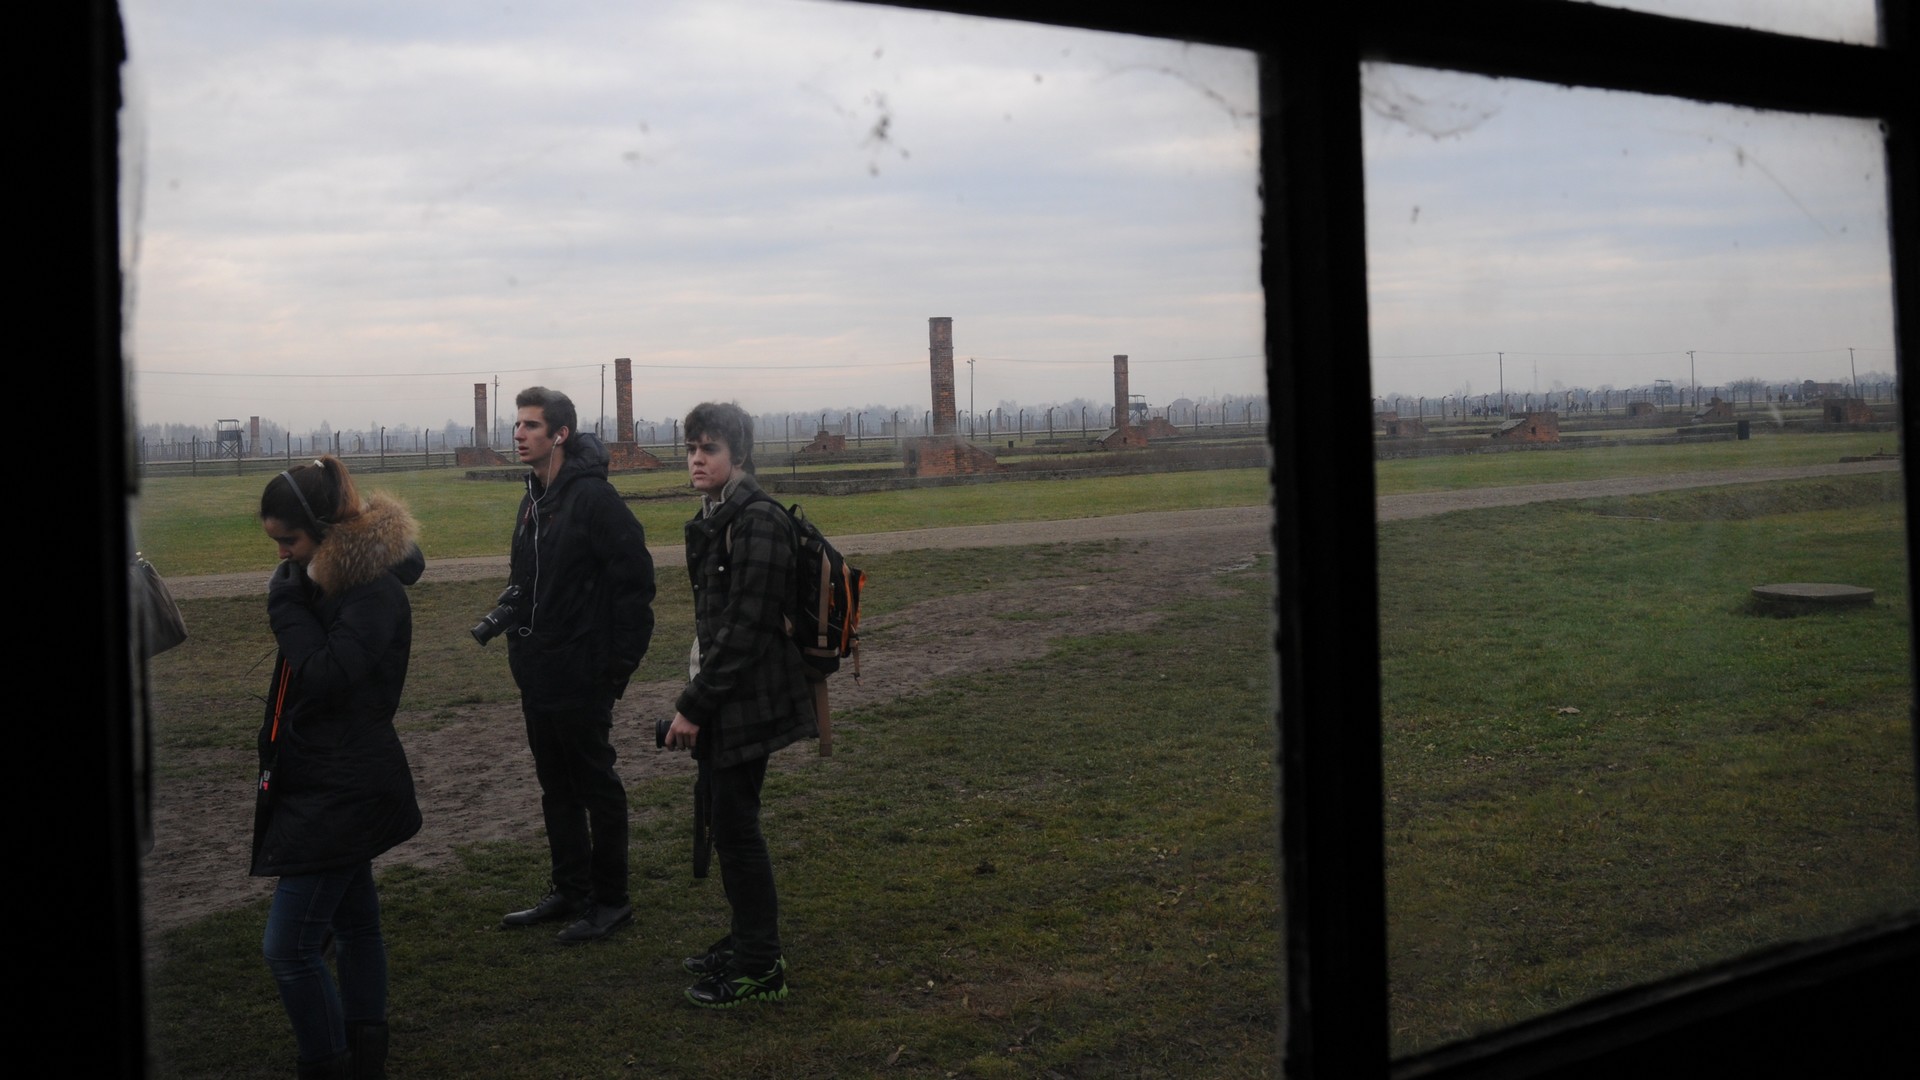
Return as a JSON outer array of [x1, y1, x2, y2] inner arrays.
[[255, 456, 422, 1079]]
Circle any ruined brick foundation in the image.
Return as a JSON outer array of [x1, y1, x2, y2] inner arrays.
[[903, 436, 1002, 476]]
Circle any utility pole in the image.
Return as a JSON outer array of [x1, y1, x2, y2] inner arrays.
[[967, 357, 976, 441]]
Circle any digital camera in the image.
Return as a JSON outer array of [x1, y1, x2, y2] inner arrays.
[[469, 585, 523, 645]]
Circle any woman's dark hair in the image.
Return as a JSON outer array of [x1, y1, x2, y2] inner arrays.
[[683, 402, 754, 471], [259, 455, 361, 540]]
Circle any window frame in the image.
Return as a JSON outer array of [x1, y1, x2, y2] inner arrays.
[[70, 1, 1916, 1076], [903, 2, 1920, 1075]]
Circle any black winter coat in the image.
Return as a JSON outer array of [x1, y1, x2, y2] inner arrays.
[[506, 433, 656, 708], [675, 474, 817, 767], [251, 494, 424, 877]]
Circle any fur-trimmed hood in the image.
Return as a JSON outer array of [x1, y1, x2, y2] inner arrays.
[[307, 493, 423, 594]]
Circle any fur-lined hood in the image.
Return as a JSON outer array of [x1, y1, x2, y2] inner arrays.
[[307, 493, 423, 594]]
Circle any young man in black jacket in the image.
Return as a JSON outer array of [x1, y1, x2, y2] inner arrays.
[[500, 387, 656, 943], [664, 402, 816, 1006]]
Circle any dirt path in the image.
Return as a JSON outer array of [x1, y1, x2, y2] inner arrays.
[[143, 512, 1274, 938], [142, 459, 1897, 937]]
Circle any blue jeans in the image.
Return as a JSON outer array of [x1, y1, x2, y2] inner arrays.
[[263, 862, 387, 1064]]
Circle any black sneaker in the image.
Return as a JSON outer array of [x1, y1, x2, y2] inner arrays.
[[500, 891, 588, 928], [685, 958, 788, 1008], [681, 937, 734, 976], [555, 903, 633, 944]]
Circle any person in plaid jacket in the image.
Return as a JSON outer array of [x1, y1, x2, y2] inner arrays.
[[664, 401, 817, 1008]]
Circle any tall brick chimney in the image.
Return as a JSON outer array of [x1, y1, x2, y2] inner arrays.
[[615, 357, 634, 442], [473, 383, 488, 447], [249, 416, 259, 456], [929, 317, 956, 436], [1113, 354, 1130, 432]]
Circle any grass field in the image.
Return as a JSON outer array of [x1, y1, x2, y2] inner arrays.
[[146, 550, 1283, 1078], [1372, 430, 1895, 495], [139, 430, 1895, 577], [1378, 472, 1919, 1052], [137, 440, 1919, 1073], [137, 467, 1271, 576]]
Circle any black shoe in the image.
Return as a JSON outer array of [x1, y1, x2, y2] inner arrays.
[[681, 937, 734, 976], [296, 1051, 351, 1079], [345, 1021, 388, 1080], [685, 958, 788, 1008], [500, 891, 588, 928], [556, 903, 632, 944]]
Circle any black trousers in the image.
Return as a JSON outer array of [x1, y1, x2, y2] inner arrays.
[[523, 697, 629, 907], [701, 754, 780, 971]]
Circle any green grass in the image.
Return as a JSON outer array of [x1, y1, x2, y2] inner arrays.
[[1377, 472, 1920, 1052], [141, 466, 1920, 1071], [142, 431, 1896, 577], [1373, 430, 1896, 495], [146, 552, 1282, 1078], [137, 468, 1269, 576]]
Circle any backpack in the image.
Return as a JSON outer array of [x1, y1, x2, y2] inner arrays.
[[779, 500, 864, 682], [731, 494, 864, 755]]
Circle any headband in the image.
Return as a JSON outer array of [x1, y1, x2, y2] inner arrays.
[[278, 460, 331, 537]]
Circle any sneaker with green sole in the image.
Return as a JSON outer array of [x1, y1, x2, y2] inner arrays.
[[685, 959, 788, 1008]]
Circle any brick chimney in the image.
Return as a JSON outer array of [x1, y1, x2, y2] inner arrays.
[[929, 317, 956, 436], [473, 383, 488, 447], [1113, 355, 1130, 432], [615, 357, 634, 442]]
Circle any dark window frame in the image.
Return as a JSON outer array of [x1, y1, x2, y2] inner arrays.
[[67, 1, 1915, 1075]]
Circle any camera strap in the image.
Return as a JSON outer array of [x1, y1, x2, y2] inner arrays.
[[259, 657, 291, 795]]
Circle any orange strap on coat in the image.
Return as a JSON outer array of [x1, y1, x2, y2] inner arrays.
[[268, 658, 291, 743]]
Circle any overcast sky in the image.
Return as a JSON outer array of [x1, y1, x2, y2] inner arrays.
[[1363, 27, 1895, 402], [121, 0, 1263, 434], [123, 1, 1895, 435]]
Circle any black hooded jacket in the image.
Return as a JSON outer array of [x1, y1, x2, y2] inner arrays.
[[506, 432, 656, 708], [251, 493, 425, 877]]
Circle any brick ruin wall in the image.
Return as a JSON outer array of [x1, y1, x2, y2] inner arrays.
[[902, 436, 1001, 477], [1493, 411, 1560, 443]]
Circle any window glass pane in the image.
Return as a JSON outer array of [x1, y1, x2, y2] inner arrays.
[[122, 1, 1273, 1073], [1575, 0, 1878, 46], [1363, 61, 1916, 1055]]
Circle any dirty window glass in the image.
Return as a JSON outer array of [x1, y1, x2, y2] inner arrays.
[[1574, 0, 1878, 46], [1363, 61, 1916, 1055], [121, 0, 1273, 1074]]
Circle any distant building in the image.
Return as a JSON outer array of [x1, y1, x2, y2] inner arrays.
[[1822, 398, 1874, 424], [1692, 396, 1734, 421], [1492, 411, 1559, 443]]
